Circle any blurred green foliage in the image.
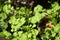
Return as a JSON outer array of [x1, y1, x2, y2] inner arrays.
[[0, 0, 60, 40]]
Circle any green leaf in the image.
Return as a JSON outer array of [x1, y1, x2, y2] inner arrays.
[[54, 23, 60, 32], [3, 31, 11, 38], [9, 16, 26, 31], [22, 25, 31, 31], [19, 33, 28, 40], [9, 16, 17, 24], [19, 17, 26, 26], [13, 32, 18, 37], [18, 31, 23, 37], [28, 33, 32, 38], [3, 4, 13, 14], [0, 21, 8, 30], [29, 13, 45, 24], [32, 24, 36, 28], [34, 5, 43, 13], [51, 31, 56, 37], [55, 36, 60, 40], [0, 13, 7, 21]]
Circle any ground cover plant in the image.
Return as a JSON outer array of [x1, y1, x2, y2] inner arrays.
[[0, 0, 60, 40]]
